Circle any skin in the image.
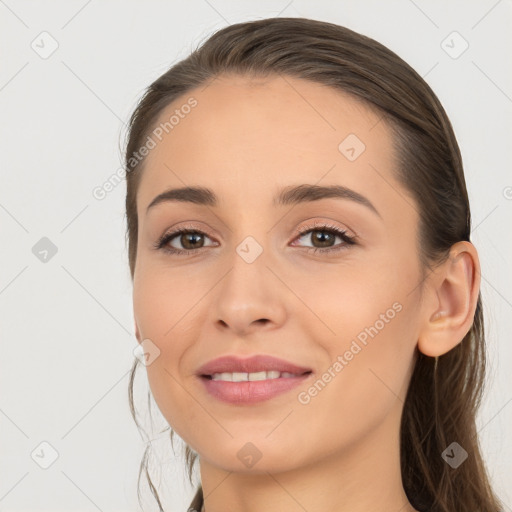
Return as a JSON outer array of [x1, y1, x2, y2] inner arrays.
[[132, 74, 481, 512]]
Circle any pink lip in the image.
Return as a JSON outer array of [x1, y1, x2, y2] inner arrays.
[[200, 373, 312, 404], [196, 354, 312, 376], [196, 354, 313, 405]]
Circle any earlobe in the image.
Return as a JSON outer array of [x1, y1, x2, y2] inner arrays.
[[417, 241, 480, 357]]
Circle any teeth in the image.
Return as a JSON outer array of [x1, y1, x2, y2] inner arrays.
[[211, 370, 300, 382]]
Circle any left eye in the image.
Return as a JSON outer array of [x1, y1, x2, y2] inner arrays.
[[291, 225, 357, 253], [154, 223, 357, 256]]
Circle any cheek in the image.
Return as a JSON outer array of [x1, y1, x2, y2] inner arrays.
[[132, 263, 205, 432], [290, 300, 417, 462], [133, 257, 210, 341], [131, 243, 421, 466], [294, 256, 418, 428]]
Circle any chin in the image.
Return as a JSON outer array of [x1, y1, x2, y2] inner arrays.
[[196, 437, 306, 474]]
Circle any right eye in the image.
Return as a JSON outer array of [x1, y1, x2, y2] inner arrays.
[[153, 228, 217, 256]]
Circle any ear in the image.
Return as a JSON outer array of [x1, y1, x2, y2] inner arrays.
[[417, 241, 481, 357]]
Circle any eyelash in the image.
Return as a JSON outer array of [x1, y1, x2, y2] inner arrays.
[[153, 221, 357, 257]]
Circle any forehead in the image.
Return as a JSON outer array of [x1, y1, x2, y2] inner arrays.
[[136, 74, 400, 218]]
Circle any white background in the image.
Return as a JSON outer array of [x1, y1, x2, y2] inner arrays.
[[0, 1, 511, 511]]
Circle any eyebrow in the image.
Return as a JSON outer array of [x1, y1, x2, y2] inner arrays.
[[145, 184, 381, 218]]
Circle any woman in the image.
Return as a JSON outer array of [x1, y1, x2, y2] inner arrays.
[[125, 17, 503, 512]]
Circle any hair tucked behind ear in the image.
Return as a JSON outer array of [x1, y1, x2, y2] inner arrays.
[[124, 17, 503, 511]]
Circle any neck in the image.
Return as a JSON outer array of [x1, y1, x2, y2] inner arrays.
[[197, 401, 417, 512]]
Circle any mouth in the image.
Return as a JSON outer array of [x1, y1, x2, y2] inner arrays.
[[198, 370, 314, 405], [196, 354, 313, 377], [201, 370, 313, 381], [196, 354, 314, 404]]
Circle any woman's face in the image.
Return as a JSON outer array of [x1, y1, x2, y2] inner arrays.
[[132, 74, 425, 473]]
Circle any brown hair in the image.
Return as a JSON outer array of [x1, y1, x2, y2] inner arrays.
[[124, 17, 502, 511]]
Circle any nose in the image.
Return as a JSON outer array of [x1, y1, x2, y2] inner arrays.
[[211, 250, 286, 337]]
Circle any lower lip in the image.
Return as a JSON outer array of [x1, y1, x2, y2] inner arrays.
[[199, 373, 312, 404]]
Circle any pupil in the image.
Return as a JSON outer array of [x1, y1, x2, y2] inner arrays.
[[314, 231, 334, 247], [183, 232, 203, 249]]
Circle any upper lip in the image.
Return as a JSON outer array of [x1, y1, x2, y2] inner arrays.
[[197, 355, 313, 376]]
